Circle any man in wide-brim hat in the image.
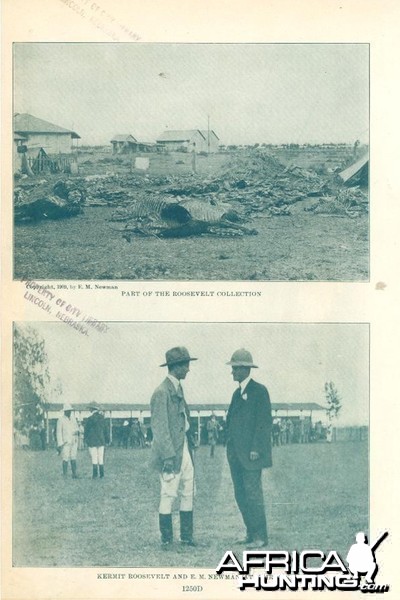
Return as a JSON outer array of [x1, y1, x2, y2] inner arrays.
[[225, 349, 272, 549], [150, 346, 197, 549], [84, 402, 109, 479]]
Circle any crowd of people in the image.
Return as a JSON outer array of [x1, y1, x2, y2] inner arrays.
[[271, 417, 328, 446], [14, 414, 329, 454], [112, 418, 152, 449]]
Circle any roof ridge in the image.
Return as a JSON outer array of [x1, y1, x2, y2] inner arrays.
[[14, 112, 80, 138]]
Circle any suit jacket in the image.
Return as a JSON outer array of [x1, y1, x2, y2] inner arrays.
[[150, 377, 194, 473], [226, 378, 272, 470], [84, 412, 109, 447]]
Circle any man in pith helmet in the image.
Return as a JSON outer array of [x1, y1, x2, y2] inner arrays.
[[56, 403, 80, 479], [226, 349, 272, 548], [150, 346, 197, 549]]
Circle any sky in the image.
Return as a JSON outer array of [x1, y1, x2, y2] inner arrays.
[[18, 322, 369, 426], [13, 43, 369, 146]]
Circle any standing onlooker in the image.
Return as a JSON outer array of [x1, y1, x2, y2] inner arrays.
[[77, 421, 85, 450], [39, 421, 47, 450], [146, 425, 153, 446], [122, 419, 130, 448], [56, 403, 80, 479], [206, 414, 220, 458], [29, 424, 42, 450], [84, 403, 109, 479], [286, 418, 294, 444], [272, 419, 281, 447], [150, 346, 197, 549], [225, 349, 272, 548], [279, 419, 287, 446]]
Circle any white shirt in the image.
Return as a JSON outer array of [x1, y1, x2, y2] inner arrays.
[[167, 374, 189, 431], [239, 375, 252, 397], [167, 373, 180, 391]]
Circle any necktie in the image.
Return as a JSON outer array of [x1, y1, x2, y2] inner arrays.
[[178, 383, 184, 398]]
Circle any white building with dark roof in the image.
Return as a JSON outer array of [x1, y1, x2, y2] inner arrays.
[[13, 113, 80, 156], [156, 129, 219, 153]]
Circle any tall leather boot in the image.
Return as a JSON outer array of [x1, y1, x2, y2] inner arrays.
[[62, 461, 68, 477], [92, 464, 99, 479], [99, 465, 104, 479], [180, 511, 196, 546], [71, 460, 78, 479], [159, 513, 173, 547]]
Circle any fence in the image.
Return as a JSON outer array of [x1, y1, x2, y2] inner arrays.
[[27, 154, 74, 175], [332, 426, 368, 442]]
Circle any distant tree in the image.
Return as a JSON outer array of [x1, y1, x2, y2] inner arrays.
[[324, 381, 342, 422], [14, 325, 51, 431]]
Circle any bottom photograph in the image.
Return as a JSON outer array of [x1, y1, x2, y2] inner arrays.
[[13, 321, 369, 569]]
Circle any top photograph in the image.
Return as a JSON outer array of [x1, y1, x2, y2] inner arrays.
[[13, 43, 369, 282]]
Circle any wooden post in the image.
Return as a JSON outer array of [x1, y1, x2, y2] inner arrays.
[[207, 115, 210, 155], [191, 143, 197, 174], [45, 410, 49, 445], [197, 412, 201, 445]]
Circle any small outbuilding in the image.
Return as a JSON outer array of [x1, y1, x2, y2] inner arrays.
[[111, 134, 157, 154], [111, 134, 138, 154], [156, 129, 220, 153]]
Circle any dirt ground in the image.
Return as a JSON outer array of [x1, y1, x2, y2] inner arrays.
[[13, 149, 369, 281], [13, 441, 368, 568], [14, 206, 368, 281]]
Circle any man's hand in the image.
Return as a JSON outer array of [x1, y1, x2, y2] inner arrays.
[[249, 451, 259, 461], [57, 443, 65, 455], [163, 459, 175, 474]]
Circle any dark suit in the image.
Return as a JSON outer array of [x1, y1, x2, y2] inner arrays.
[[226, 378, 272, 542]]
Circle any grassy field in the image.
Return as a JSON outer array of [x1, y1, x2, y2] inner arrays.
[[13, 441, 368, 568]]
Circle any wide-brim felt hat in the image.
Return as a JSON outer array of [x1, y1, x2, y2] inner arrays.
[[227, 348, 258, 368], [160, 346, 198, 367]]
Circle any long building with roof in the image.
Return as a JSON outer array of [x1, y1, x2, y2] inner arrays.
[[44, 401, 326, 447]]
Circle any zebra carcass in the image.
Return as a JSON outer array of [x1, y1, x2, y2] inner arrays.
[[110, 196, 258, 241]]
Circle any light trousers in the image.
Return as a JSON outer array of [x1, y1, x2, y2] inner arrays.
[[88, 446, 105, 465], [159, 439, 194, 514], [61, 441, 78, 461]]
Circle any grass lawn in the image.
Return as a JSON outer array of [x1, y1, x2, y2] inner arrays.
[[13, 441, 368, 568]]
